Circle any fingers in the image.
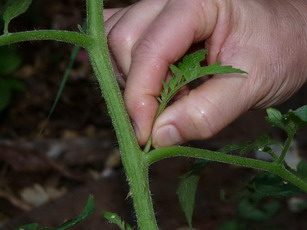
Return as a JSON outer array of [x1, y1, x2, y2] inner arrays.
[[124, 0, 219, 145], [104, 8, 122, 21], [107, 0, 168, 75], [152, 73, 251, 147]]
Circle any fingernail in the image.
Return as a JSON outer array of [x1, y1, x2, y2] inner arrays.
[[153, 125, 182, 147], [132, 122, 141, 141]]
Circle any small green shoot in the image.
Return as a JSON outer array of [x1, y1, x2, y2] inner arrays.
[[2, 0, 32, 34], [144, 49, 247, 151], [157, 49, 247, 117], [103, 211, 133, 230]]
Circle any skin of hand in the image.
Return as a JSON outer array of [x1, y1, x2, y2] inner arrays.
[[104, 0, 307, 148]]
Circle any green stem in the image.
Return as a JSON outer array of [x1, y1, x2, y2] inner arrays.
[[147, 146, 307, 193], [86, 1, 158, 229], [276, 134, 294, 164], [0, 30, 92, 48]]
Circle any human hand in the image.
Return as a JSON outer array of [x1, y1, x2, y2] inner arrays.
[[105, 0, 307, 147]]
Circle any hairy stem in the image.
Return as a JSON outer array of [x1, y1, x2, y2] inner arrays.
[[86, 0, 158, 229], [0, 30, 92, 48], [147, 146, 307, 193]]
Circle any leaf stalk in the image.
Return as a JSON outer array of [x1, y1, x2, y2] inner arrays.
[[0, 30, 92, 48], [147, 146, 307, 193]]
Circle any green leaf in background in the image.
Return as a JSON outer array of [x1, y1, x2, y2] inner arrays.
[[0, 78, 25, 111], [291, 105, 307, 122], [266, 106, 307, 136], [57, 195, 95, 230], [247, 172, 302, 197], [296, 160, 307, 181], [219, 134, 280, 159], [237, 198, 281, 221], [15, 223, 39, 230], [3, 0, 32, 34], [0, 45, 22, 76], [177, 159, 209, 229], [15, 196, 95, 230], [103, 211, 133, 230]]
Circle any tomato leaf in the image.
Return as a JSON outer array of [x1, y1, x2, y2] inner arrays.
[[3, 0, 32, 34], [158, 50, 247, 108], [219, 134, 280, 158], [177, 159, 209, 229], [246, 172, 302, 197], [57, 195, 95, 230], [266, 106, 307, 136], [237, 198, 281, 221]]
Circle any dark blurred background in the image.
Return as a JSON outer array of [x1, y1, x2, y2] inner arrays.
[[0, 0, 306, 229]]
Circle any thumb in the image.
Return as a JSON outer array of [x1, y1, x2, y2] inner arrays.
[[152, 73, 251, 147]]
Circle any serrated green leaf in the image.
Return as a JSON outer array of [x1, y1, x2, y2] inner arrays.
[[3, 0, 32, 34], [177, 159, 209, 229], [157, 50, 246, 112], [103, 211, 132, 230], [15, 223, 39, 230], [57, 195, 95, 230], [147, 49, 247, 149], [156, 49, 247, 117], [198, 62, 247, 76], [169, 64, 183, 80]]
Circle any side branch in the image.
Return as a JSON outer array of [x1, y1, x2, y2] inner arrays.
[[147, 146, 307, 192], [0, 30, 93, 48]]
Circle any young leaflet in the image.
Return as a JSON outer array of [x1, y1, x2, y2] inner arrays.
[[144, 49, 247, 152]]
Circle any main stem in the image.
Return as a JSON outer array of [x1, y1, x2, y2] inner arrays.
[[86, 1, 158, 229]]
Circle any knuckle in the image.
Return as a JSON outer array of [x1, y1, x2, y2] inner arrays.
[[108, 26, 135, 52], [185, 95, 217, 140]]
